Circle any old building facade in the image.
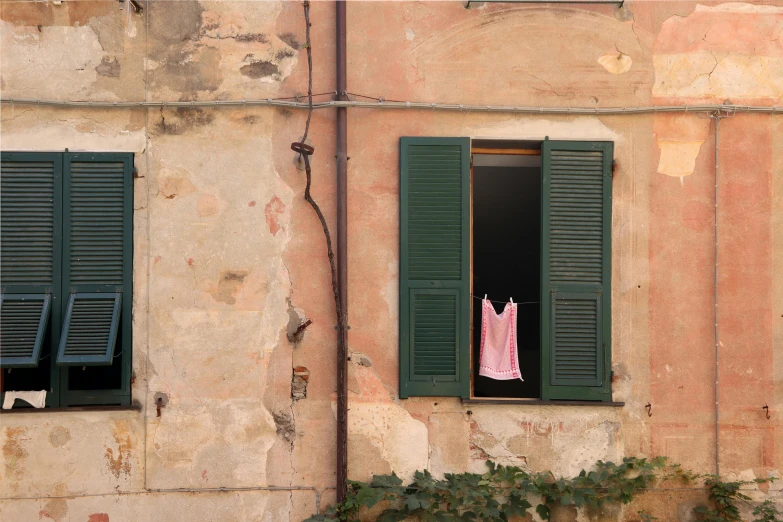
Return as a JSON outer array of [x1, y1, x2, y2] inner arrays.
[[1, 1, 782, 520]]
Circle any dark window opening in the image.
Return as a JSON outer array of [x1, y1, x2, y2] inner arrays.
[[472, 146, 541, 398], [1, 323, 53, 406], [67, 320, 124, 391]]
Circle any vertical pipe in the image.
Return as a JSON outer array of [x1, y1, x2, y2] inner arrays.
[[335, 0, 349, 504], [713, 112, 720, 477]]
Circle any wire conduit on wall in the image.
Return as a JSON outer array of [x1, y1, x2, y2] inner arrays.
[[1, 98, 782, 115]]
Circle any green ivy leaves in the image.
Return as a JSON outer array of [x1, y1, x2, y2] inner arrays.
[[306, 457, 781, 522]]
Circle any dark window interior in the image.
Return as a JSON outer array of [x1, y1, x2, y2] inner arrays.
[[1, 323, 53, 406], [472, 150, 541, 398], [67, 322, 123, 391]]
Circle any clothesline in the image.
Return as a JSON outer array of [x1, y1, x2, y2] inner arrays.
[[470, 294, 539, 305]]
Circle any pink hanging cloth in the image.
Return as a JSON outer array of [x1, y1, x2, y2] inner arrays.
[[479, 298, 524, 381]]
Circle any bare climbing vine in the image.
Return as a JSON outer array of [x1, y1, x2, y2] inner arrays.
[[291, 1, 345, 341]]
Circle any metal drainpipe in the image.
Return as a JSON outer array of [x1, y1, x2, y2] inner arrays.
[[713, 111, 721, 477], [335, 0, 349, 504]]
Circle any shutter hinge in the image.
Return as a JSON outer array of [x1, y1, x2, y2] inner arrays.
[[432, 376, 437, 386]]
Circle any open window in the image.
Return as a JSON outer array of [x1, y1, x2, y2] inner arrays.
[[399, 137, 613, 402]]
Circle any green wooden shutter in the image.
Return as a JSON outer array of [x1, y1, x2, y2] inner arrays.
[[0, 153, 61, 368], [57, 293, 121, 365], [541, 141, 612, 401], [58, 153, 132, 403], [399, 137, 470, 398], [0, 295, 52, 367]]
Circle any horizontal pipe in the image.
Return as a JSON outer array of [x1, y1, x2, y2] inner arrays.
[[1, 485, 336, 515], [1, 98, 781, 115], [467, 0, 622, 4]]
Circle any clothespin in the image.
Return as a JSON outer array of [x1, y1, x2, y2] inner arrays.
[[484, 294, 487, 301], [510, 297, 514, 304]]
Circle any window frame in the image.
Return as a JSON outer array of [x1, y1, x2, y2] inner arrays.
[[0, 150, 134, 409], [400, 137, 614, 403]]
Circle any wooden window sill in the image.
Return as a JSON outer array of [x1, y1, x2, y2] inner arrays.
[[0, 404, 141, 414], [463, 398, 624, 407]]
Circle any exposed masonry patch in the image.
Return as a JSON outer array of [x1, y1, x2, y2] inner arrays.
[[349, 352, 373, 368], [292, 366, 309, 400], [275, 48, 296, 62], [211, 270, 248, 305], [157, 107, 215, 135], [272, 410, 296, 445], [240, 61, 279, 79], [277, 32, 300, 49], [236, 33, 268, 43], [48, 426, 71, 448], [286, 301, 309, 345], [96, 56, 121, 78]]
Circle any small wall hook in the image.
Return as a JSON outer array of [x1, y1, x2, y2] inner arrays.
[[645, 402, 652, 417], [763, 404, 770, 420]]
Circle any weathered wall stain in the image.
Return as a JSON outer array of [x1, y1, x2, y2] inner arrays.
[[156, 108, 215, 136], [158, 171, 196, 200], [95, 56, 120, 78], [48, 427, 71, 449], [265, 195, 286, 236], [210, 270, 249, 305], [40, 499, 67, 521], [240, 60, 279, 79], [2, 427, 28, 487], [597, 51, 632, 74], [104, 422, 133, 480], [196, 194, 222, 217], [277, 32, 299, 49]]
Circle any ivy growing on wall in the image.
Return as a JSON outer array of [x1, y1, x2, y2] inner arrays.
[[305, 457, 780, 522]]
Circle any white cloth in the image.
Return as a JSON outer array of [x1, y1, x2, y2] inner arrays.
[[2, 390, 47, 409]]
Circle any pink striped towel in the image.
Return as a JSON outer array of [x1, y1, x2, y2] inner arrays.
[[479, 298, 523, 381]]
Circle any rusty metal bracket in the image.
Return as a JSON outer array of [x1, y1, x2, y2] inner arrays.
[[645, 402, 652, 417], [763, 404, 770, 419], [291, 142, 315, 156]]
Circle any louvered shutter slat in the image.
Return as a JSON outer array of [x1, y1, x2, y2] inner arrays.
[[0, 153, 60, 371], [57, 153, 132, 368], [542, 141, 612, 401], [0, 295, 52, 368], [1, 158, 59, 288], [56, 293, 121, 365], [67, 161, 126, 286], [400, 138, 470, 398]]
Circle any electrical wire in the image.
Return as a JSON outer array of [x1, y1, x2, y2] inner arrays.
[[2, 97, 782, 116], [471, 294, 538, 305]]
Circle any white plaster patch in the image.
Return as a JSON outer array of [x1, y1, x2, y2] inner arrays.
[[345, 400, 429, 483], [468, 408, 622, 478], [653, 52, 783, 100], [405, 28, 416, 41], [471, 117, 623, 143], [0, 110, 146, 152], [0, 23, 106, 99], [382, 261, 399, 332], [695, 2, 783, 13], [656, 141, 705, 177], [598, 52, 632, 74]]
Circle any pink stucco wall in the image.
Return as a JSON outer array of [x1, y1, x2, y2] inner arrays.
[[1, 1, 781, 520]]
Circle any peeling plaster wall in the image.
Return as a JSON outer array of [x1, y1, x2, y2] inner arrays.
[[1, 1, 782, 521]]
